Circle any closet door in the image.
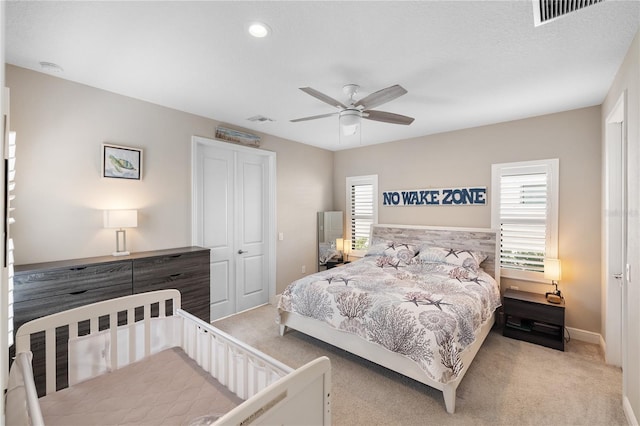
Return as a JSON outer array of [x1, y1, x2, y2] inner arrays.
[[198, 145, 235, 320], [235, 151, 269, 312], [193, 137, 275, 321]]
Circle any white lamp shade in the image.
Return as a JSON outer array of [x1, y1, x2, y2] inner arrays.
[[336, 238, 344, 252], [343, 240, 352, 255], [104, 210, 138, 229], [340, 110, 360, 136], [544, 258, 562, 281]]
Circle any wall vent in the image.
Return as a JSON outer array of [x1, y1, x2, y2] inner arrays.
[[533, 0, 604, 26]]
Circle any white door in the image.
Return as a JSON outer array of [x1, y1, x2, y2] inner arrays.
[[604, 94, 626, 367], [236, 151, 269, 312], [192, 137, 275, 321]]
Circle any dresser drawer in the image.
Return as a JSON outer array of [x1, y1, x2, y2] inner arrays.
[[132, 250, 210, 322], [14, 282, 132, 330], [132, 251, 208, 280], [14, 262, 132, 304]]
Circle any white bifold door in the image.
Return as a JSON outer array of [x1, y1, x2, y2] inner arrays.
[[192, 136, 276, 321]]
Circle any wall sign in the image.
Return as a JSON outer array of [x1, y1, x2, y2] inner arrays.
[[382, 187, 487, 206]]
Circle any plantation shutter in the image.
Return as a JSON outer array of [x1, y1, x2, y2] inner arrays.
[[350, 183, 374, 250], [499, 172, 548, 273]]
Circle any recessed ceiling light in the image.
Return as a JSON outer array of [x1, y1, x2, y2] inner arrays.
[[39, 61, 63, 72], [248, 22, 271, 38]]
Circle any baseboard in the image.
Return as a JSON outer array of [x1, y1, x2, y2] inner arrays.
[[565, 326, 601, 345], [624, 395, 639, 426]]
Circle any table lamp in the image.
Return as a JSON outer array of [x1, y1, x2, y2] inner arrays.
[[104, 209, 138, 256], [343, 239, 352, 263], [336, 238, 344, 260], [544, 258, 563, 304]]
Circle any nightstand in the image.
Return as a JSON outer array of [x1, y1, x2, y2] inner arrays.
[[502, 288, 565, 351]]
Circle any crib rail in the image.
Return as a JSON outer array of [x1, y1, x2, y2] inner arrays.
[[14, 289, 181, 396], [178, 308, 292, 400], [10, 290, 330, 426]]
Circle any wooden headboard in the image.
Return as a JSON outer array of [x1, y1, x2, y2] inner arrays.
[[370, 224, 500, 284]]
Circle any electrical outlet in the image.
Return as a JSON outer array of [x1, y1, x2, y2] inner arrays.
[[301, 265, 306, 274], [510, 286, 519, 290]]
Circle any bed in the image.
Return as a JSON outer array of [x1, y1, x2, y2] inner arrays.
[[6, 289, 331, 425], [277, 224, 501, 414]]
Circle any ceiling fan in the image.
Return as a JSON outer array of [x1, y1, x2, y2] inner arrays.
[[290, 84, 415, 135]]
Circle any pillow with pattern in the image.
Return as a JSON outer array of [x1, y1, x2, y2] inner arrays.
[[365, 241, 419, 265], [417, 245, 487, 271]]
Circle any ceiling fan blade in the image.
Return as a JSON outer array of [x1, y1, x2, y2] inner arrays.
[[355, 84, 407, 110], [299, 87, 347, 109], [363, 110, 415, 125], [290, 112, 338, 123]]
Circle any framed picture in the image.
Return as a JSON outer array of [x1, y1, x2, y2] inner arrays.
[[102, 144, 142, 180]]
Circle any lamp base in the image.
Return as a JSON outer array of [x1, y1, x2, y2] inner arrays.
[[112, 251, 130, 257], [545, 293, 562, 304]]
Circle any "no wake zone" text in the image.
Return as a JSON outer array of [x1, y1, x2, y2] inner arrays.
[[382, 187, 486, 206]]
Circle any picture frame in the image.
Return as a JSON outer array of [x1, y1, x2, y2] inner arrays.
[[102, 144, 143, 180]]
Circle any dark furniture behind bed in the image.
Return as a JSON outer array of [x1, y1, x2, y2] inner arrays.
[[12, 246, 210, 395]]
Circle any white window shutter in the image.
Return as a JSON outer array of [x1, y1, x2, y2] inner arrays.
[[346, 175, 378, 257], [491, 159, 559, 282]]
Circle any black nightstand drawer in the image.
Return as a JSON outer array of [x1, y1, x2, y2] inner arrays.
[[503, 298, 564, 325]]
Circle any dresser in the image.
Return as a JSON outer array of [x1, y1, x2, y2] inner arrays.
[[12, 246, 210, 395]]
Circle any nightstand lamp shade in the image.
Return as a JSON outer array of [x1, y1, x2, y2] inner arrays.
[[544, 258, 562, 282], [104, 209, 138, 256]]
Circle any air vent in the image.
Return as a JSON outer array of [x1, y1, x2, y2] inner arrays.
[[247, 115, 275, 123], [533, 0, 604, 26]]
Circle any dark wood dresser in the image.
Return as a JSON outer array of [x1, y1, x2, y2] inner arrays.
[[12, 246, 210, 395]]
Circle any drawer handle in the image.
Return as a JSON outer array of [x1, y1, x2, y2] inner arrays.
[[169, 273, 183, 279], [69, 290, 88, 295], [170, 255, 182, 258], [69, 267, 87, 271]]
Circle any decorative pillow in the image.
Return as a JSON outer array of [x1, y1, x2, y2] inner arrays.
[[417, 245, 487, 271], [365, 241, 419, 265]]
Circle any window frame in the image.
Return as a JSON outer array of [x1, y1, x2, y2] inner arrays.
[[346, 174, 378, 258], [491, 159, 559, 282]]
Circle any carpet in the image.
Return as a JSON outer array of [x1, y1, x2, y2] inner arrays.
[[213, 304, 625, 425]]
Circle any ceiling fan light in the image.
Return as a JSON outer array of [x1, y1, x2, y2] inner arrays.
[[340, 109, 360, 126], [248, 22, 271, 38], [342, 123, 359, 136]]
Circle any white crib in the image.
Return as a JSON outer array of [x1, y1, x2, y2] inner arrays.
[[6, 289, 331, 425]]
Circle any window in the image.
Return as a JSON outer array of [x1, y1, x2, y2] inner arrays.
[[346, 175, 378, 257], [491, 159, 559, 282]]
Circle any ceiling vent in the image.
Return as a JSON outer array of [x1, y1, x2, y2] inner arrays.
[[533, 0, 604, 26]]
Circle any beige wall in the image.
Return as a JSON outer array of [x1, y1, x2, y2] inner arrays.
[[5, 64, 333, 294], [603, 30, 640, 422], [334, 107, 602, 334], [4, 64, 607, 335]]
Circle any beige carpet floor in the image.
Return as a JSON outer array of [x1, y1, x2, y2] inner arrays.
[[213, 304, 626, 426]]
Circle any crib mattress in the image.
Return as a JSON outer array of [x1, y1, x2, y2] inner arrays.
[[38, 347, 243, 426]]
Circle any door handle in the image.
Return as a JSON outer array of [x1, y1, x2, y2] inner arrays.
[[238, 250, 248, 254]]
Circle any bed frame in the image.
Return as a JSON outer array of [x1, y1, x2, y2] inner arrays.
[[8, 290, 331, 425], [278, 224, 500, 414]]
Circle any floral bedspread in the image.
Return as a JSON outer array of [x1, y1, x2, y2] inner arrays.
[[277, 244, 501, 384]]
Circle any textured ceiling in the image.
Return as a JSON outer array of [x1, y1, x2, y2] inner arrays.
[[5, 1, 640, 150]]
